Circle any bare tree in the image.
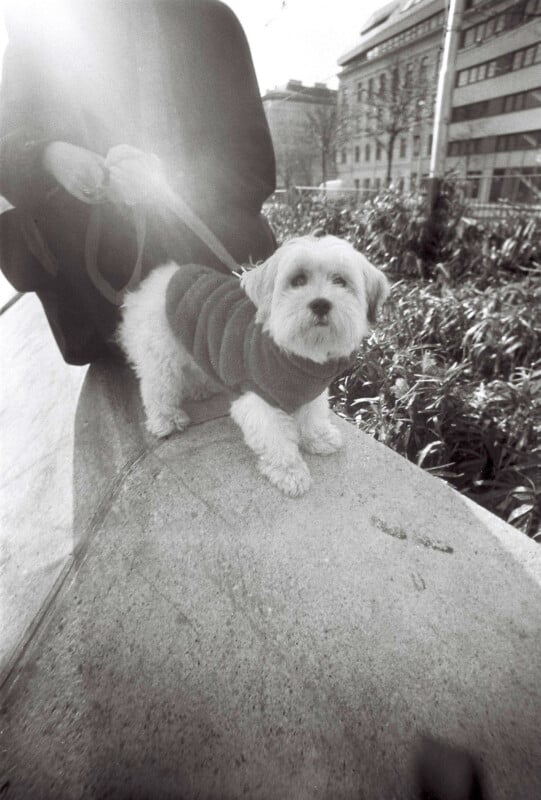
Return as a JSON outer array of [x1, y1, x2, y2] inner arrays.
[[356, 57, 433, 186], [274, 138, 314, 189], [305, 105, 338, 186]]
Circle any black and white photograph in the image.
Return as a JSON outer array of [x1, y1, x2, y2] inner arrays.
[[1, 1, 540, 797]]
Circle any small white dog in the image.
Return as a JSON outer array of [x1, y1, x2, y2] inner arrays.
[[118, 235, 389, 496]]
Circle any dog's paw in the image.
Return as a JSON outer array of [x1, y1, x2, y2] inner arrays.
[[259, 456, 312, 497], [172, 409, 191, 432], [301, 424, 343, 455], [145, 409, 191, 438]]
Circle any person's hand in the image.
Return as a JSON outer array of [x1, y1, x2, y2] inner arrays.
[[105, 145, 165, 206], [42, 142, 107, 204]]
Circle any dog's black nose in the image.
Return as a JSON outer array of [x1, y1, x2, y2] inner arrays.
[[309, 298, 332, 317]]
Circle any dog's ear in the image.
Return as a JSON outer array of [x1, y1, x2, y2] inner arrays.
[[240, 251, 280, 322], [359, 256, 390, 324]]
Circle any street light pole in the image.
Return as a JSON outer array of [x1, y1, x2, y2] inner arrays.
[[427, 0, 465, 207]]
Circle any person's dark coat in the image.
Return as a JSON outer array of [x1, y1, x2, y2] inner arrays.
[[0, 0, 276, 363]]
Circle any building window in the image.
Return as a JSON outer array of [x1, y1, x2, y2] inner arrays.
[[427, 134, 433, 156], [489, 166, 541, 203], [448, 129, 541, 157], [376, 142, 383, 160], [341, 149, 347, 164], [374, 177, 381, 192], [524, 45, 536, 67], [413, 135, 421, 157], [355, 146, 360, 163], [419, 55, 429, 82], [357, 81, 363, 102], [466, 171, 482, 199], [410, 173, 417, 190], [365, 143, 371, 161], [399, 137, 407, 158], [354, 178, 360, 190], [379, 73, 387, 95], [368, 78, 374, 99], [363, 178, 370, 193], [456, 43, 541, 88], [460, 2, 540, 50], [405, 62, 413, 88], [457, 87, 541, 118], [496, 130, 541, 152]]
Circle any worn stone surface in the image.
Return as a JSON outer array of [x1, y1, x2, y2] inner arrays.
[[0, 295, 85, 678], [2, 358, 540, 799]]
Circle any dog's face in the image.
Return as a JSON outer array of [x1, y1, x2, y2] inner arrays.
[[241, 235, 390, 363]]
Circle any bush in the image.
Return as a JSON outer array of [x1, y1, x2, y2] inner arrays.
[[265, 185, 541, 283], [265, 190, 541, 540], [331, 279, 541, 539]]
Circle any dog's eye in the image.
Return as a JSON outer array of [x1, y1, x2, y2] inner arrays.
[[290, 272, 307, 288], [332, 275, 347, 287]]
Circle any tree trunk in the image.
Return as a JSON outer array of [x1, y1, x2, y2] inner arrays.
[[386, 136, 396, 186]]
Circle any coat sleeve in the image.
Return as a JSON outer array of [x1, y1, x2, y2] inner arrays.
[[159, 0, 276, 215]]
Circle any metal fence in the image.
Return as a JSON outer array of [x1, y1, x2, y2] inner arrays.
[[267, 186, 541, 221]]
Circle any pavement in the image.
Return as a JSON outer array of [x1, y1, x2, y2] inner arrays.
[[1, 292, 541, 799]]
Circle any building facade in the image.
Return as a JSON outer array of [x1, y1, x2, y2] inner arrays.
[[337, 0, 541, 202], [262, 80, 338, 189]]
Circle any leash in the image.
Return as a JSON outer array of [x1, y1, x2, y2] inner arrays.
[[85, 203, 147, 306], [159, 182, 240, 275], [85, 173, 240, 306]]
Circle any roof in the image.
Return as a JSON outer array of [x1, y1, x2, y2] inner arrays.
[[360, 0, 400, 36], [338, 0, 444, 68], [262, 80, 337, 105]]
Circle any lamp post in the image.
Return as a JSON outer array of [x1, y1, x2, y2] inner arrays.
[[427, 0, 465, 209]]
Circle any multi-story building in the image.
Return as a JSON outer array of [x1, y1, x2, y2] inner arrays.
[[337, 0, 541, 203], [449, 0, 541, 202], [337, 0, 446, 194], [262, 80, 338, 189]]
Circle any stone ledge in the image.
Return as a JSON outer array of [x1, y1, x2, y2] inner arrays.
[[2, 355, 541, 799], [0, 295, 86, 681]]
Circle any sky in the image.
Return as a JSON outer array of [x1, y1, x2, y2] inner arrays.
[[223, 0, 389, 94], [0, 1, 389, 93]]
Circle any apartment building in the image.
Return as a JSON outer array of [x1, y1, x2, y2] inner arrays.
[[262, 80, 338, 189], [449, 0, 541, 202], [337, 0, 541, 203]]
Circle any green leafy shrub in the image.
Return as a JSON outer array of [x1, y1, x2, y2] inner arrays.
[[265, 186, 541, 283], [331, 279, 541, 539]]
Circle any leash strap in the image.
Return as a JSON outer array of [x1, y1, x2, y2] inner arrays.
[[85, 180, 240, 305], [85, 203, 147, 306], [159, 182, 240, 275]]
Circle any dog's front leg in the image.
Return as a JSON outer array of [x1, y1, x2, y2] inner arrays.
[[296, 391, 343, 455], [230, 392, 311, 497]]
